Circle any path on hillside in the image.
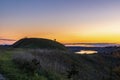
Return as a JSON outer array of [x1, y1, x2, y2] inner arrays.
[[0, 74, 6, 80]]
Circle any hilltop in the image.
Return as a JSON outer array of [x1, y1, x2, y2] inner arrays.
[[12, 38, 67, 51]]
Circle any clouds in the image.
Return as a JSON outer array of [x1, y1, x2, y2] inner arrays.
[[0, 38, 16, 41], [0, 38, 16, 45]]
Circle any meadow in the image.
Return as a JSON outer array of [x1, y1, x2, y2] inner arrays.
[[0, 47, 120, 80]]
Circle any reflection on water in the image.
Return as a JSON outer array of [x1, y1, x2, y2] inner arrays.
[[75, 50, 98, 54]]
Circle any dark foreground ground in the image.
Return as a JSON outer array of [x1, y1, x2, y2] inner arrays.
[[0, 47, 120, 80]]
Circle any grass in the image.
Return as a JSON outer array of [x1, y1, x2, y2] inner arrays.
[[0, 48, 67, 80], [0, 48, 120, 80]]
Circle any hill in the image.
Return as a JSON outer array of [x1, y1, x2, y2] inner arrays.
[[12, 38, 67, 50], [0, 48, 120, 80]]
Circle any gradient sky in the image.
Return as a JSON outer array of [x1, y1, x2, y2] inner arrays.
[[0, 0, 120, 44]]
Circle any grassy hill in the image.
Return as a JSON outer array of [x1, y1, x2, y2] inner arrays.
[[0, 38, 120, 80], [0, 48, 120, 80], [12, 38, 67, 51]]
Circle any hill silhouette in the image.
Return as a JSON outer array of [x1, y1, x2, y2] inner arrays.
[[12, 38, 67, 50]]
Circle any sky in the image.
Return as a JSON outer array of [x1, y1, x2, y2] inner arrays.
[[0, 0, 120, 44]]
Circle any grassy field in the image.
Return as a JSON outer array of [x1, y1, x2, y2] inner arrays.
[[0, 48, 120, 80], [0, 48, 68, 80]]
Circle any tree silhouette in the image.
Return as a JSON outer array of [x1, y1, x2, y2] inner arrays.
[[67, 63, 79, 79]]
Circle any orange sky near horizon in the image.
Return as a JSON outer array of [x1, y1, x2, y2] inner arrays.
[[1, 19, 120, 44]]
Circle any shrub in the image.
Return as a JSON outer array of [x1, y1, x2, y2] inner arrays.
[[30, 49, 72, 73], [113, 66, 120, 76], [66, 63, 79, 79], [12, 52, 40, 74]]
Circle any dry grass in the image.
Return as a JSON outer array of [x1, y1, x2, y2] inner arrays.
[[12, 49, 73, 74], [31, 49, 72, 73]]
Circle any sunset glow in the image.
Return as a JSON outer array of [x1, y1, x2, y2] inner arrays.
[[0, 0, 120, 44]]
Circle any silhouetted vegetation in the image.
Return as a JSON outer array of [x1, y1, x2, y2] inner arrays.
[[12, 53, 40, 74], [66, 63, 79, 79]]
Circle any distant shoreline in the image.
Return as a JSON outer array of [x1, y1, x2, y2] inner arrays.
[[65, 43, 120, 47]]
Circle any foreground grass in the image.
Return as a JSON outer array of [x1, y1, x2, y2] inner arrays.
[[0, 49, 66, 80], [0, 48, 120, 80]]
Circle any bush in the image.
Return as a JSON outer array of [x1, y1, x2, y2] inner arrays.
[[66, 63, 79, 79], [12, 52, 40, 74], [113, 66, 120, 76]]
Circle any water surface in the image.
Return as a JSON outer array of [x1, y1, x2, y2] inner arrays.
[[75, 50, 98, 54]]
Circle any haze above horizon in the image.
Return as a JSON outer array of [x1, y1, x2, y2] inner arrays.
[[0, 0, 120, 44]]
